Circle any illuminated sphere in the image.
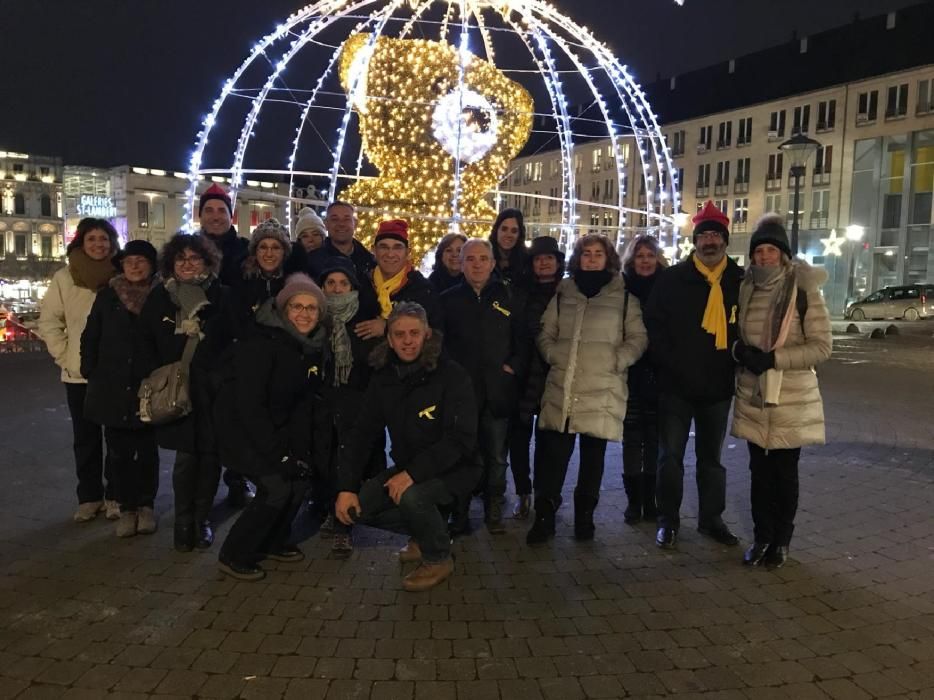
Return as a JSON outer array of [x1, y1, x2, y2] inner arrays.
[[185, 0, 680, 263]]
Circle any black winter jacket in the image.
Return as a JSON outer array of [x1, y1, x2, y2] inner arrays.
[[516, 278, 559, 420], [644, 254, 743, 404], [202, 227, 248, 288], [336, 334, 480, 499], [441, 279, 527, 419], [307, 238, 376, 283], [428, 268, 462, 294], [214, 304, 325, 477], [623, 270, 661, 404], [231, 269, 285, 339], [80, 283, 155, 428], [138, 279, 237, 452]]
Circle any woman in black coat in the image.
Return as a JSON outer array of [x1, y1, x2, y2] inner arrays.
[[139, 233, 236, 553], [427, 233, 466, 294], [489, 208, 528, 285], [620, 234, 668, 523], [232, 219, 292, 337], [80, 240, 160, 539], [215, 273, 328, 581]]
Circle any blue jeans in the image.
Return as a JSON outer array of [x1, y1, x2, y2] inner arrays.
[[656, 393, 731, 530], [478, 408, 509, 502], [357, 469, 453, 563]]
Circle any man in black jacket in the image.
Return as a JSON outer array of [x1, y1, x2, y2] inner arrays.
[[197, 182, 254, 508], [335, 303, 479, 592], [441, 238, 526, 533], [644, 201, 743, 551], [306, 201, 376, 282]]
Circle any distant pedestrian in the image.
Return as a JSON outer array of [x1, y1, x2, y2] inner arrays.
[[39, 217, 119, 523], [732, 215, 832, 569], [428, 232, 467, 294], [489, 208, 527, 285]]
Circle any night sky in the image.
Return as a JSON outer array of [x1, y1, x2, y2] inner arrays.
[[2, 0, 919, 169]]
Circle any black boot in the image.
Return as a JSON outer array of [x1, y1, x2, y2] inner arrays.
[[526, 498, 556, 545], [195, 520, 215, 549], [641, 472, 657, 521], [174, 523, 194, 553], [573, 493, 598, 541], [622, 475, 642, 524]]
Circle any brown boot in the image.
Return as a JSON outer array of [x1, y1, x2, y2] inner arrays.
[[398, 539, 422, 564], [402, 557, 454, 592]]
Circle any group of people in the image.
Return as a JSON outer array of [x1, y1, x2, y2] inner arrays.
[[38, 183, 831, 592]]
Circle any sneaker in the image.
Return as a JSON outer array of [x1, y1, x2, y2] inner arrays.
[[116, 512, 137, 538], [136, 507, 158, 535], [73, 501, 103, 523], [331, 532, 353, 559], [264, 546, 305, 563], [104, 500, 121, 521], [512, 494, 532, 520], [319, 513, 336, 539], [398, 539, 422, 564], [226, 480, 255, 508], [218, 558, 266, 582], [402, 557, 454, 592]]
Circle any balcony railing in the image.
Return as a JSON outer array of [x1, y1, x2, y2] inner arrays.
[[812, 171, 831, 186], [734, 181, 750, 194]]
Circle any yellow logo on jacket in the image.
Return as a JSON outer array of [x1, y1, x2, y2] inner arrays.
[[492, 301, 511, 317], [418, 405, 437, 420], [729, 305, 737, 324], [308, 366, 319, 378]]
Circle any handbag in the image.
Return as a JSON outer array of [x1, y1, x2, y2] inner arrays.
[[138, 333, 200, 425]]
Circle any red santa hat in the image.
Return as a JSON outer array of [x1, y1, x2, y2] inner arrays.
[[692, 200, 730, 243]]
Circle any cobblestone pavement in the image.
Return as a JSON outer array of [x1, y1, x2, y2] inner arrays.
[[2, 337, 934, 700]]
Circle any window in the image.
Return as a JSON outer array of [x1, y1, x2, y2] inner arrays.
[[737, 117, 752, 146], [40, 194, 51, 217], [886, 83, 909, 119], [138, 200, 150, 228], [696, 163, 710, 194], [715, 161, 730, 193], [574, 154, 582, 174], [591, 150, 603, 173], [13, 193, 24, 215], [532, 161, 543, 182], [735, 158, 751, 193], [814, 145, 833, 176], [792, 105, 811, 135], [882, 135, 907, 229], [670, 130, 686, 157], [41, 235, 53, 259], [676, 168, 684, 193], [714, 199, 729, 216], [766, 194, 782, 215], [817, 99, 836, 130], [40, 166, 50, 178], [14, 234, 27, 258], [717, 120, 732, 148], [857, 90, 879, 123], [549, 159, 560, 177], [12, 163, 23, 174], [733, 198, 749, 230], [918, 79, 933, 115], [152, 202, 166, 229], [768, 110, 786, 138], [698, 125, 712, 151], [910, 130, 934, 226], [810, 189, 830, 228], [767, 153, 784, 182]]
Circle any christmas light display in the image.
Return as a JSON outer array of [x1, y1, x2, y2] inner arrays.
[[184, 0, 681, 262]]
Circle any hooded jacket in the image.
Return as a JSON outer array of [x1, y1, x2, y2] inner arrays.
[[440, 278, 528, 418], [644, 253, 743, 404], [215, 300, 325, 476], [538, 275, 648, 442], [201, 226, 248, 288], [731, 261, 832, 449], [231, 260, 286, 338], [336, 333, 480, 499]]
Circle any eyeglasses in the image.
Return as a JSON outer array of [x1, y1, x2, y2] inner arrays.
[[695, 231, 724, 241], [287, 302, 318, 315], [176, 254, 204, 265]]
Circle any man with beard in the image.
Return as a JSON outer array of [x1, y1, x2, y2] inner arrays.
[[644, 201, 743, 551]]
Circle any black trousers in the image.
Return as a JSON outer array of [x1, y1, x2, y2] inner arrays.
[[507, 414, 535, 496], [104, 426, 159, 512], [65, 382, 115, 503], [173, 450, 221, 525], [656, 393, 731, 530], [748, 443, 801, 546], [533, 429, 607, 503], [221, 473, 305, 566], [622, 392, 658, 478]]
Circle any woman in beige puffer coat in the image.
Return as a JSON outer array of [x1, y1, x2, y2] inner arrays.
[[527, 234, 648, 545], [730, 214, 832, 570]]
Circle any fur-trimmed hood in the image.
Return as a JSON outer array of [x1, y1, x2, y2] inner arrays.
[[792, 259, 828, 293], [368, 330, 443, 372]]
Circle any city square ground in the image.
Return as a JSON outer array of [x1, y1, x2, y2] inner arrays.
[[2, 325, 934, 699]]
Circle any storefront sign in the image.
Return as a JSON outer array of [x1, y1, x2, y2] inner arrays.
[[76, 194, 117, 218]]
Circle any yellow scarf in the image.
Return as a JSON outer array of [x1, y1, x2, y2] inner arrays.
[[373, 264, 411, 319], [693, 254, 729, 350]]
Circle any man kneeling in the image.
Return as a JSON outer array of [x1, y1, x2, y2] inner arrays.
[[335, 302, 479, 592]]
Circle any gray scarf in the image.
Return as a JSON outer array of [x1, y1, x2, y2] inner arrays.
[[165, 273, 214, 337], [255, 298, 327, 354], [746, 263, 795, 351], [326, 291, 359, 386]]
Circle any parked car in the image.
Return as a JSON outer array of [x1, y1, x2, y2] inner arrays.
[[845, 284, 934, 321]]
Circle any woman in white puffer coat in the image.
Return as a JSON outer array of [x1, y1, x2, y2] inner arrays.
[[730, 214, 832, 570]]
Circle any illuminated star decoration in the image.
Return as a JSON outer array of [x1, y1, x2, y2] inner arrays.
[[821, 228, 845, 256], [678, 236, 695, 259]]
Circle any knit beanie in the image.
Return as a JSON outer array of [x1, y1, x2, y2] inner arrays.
[[318, 257, 360, 290], [749, 213, 792, 259], [113, 239, 158, 272], [249, 218, 292, 257], [375, 219, 409, 246], [692, 200, 730, 244], [293, 207, 327, 239], [276, 272, 327, 316], [199, 183, 232, 216]]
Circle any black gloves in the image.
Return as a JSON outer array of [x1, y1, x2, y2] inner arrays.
[[732, 340, 776, 376], [280, 455, 314, 480]]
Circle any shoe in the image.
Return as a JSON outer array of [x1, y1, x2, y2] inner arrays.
[[485, 499, 505, 534], [765, 545, 789, 570], [402, 557, 454, 592], [573, 494, 597, 541], [104, 500, 121, 521], [642, 473, 657, 521], [656, 527, 677, 549], [265, 546, 305, 563], [318, 513, 336, 539], [73, 501, 104, 523], [331, 532, 354, 559], [219, 558, 266, 582], [174, 524, 195, 553], [136, 507, 158, 535], [448, 509, 470, 537], [399, 539, 422, 564], [743, 542, 771, 566], [195, 520, 214, 550], [526, 498, 556, 545], [226, 479, 255, 509], [512, 494, 531, 520], [116, 512, 137, 538], [697, 522, 740, 546], [622, 475, 642, 524]]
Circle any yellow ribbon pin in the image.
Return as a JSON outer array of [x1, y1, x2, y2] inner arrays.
[[492, 301, 511, 317], [161, 316, 174, 324], [418, 405, 437, 420], [308, 366, 319, 378], [729, 305, 737, 324]]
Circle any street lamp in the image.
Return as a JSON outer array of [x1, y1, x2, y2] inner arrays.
[[779, 133, 822, 255]]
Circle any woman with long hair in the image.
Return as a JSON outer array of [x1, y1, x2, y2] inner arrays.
[[489, 208, 527, 284], [428, 232, 467, 293]]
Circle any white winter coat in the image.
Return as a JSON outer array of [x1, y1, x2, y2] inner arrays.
[[38, 266, 97, 384]]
